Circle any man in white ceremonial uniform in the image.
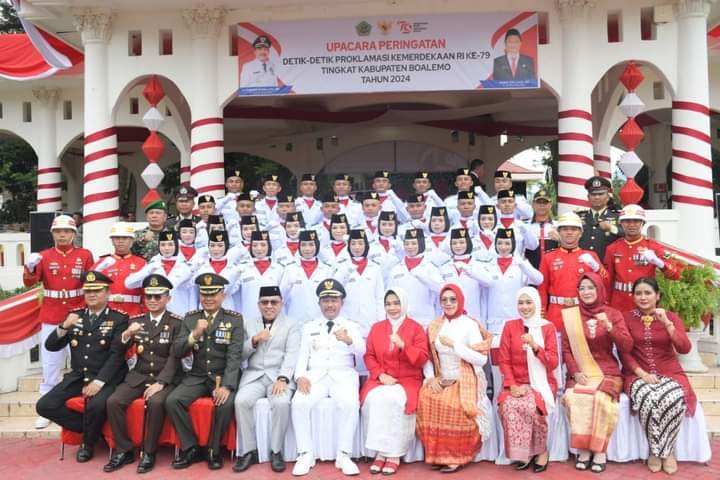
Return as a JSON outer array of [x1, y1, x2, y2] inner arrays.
[[215, 169, 245, 221], [237, 231, 285, 321], [333, 174, 362, 226], [254, 174, 283, 225], [280, 230, 334, 324], [397, 193, 431, 238], [449, 190, 481, 237], [371, 170, 406, 214], [352, 192, 383, 242], [387, 229, 444, 327], [411, 171, 444, 210], [310, 193, 340, 247], [233, 286, 300, 474], [444, 168, 492, 223], [295, 174, 323, 227], [240, 36, 280, 88], [291, 279, 365, 476], [490, 169, 533, 220]]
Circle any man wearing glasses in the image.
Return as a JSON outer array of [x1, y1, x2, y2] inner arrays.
[[165, 273, 244, 470], [104, 274, 183, 473], [233, 286, 300, 473]]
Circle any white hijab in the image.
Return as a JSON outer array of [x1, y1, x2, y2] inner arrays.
[[516, 286, 555, 414], [384, 287, 408, 333]]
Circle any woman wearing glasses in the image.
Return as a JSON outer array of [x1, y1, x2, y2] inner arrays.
[[497, 287, 558, 473], [416, 284, 492, 473], [360, 287, 428, 475]]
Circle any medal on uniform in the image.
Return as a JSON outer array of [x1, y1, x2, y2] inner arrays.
[[138, 345, 144, 353], [163, 324, 169, 331], [100, 339, 106, 345], [70, 339, 78, 347]]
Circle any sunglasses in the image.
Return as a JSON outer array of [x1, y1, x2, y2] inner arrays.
[[441, 297, 458, 304], [259, 299, 281, 306], [145, 294, 165, 300]]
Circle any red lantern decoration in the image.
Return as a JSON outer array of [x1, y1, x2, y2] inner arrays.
[[143, 75, 165, 107], [619, 61, 644, 92], [141, 189, 162, 209], [142, 131, 165, 162], [618, 117, 645, 151], [619, 177, 644, 205]]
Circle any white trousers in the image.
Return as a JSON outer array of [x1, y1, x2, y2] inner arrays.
[[291, 374, 359, 455], [39, 323, 67, 396]]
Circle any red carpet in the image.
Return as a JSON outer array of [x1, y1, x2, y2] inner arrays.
[[1, 437, 718, 479]]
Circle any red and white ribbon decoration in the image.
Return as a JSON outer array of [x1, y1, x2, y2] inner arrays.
[[616, 61, 646, 205]]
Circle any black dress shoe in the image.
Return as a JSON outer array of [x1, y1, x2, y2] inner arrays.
[[103, 451, 135, 472], [171, 446, 203, 469], [207, 450, 223, 470], [232, 449, 258, 472], [270, 451, 286, 473], [76, 444, 94, 463], [136, 452, 156, 474], [533, 460, 549, 473], [515, 455, 536, 471]]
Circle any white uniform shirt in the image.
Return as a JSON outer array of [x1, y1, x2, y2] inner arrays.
[[279, 259, 334, 324], [333, 258, 385, 337], [240, 58, 279, 88], [237, 259, 285, 321], [387, 255, 444, 326], [294, 315, 365, 382]]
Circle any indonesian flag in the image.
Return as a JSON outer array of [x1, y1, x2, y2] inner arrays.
[[0, 1, 84, 81]]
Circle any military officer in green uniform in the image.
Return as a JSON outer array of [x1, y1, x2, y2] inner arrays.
[[132, 200, 168, 261], [166, 186, 199, 231], [165, 273, 244, 471], [577, 175, 622, 261]]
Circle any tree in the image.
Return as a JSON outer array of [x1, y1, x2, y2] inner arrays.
[[0, 138, 37, 224], [0, 3, 23, 34]]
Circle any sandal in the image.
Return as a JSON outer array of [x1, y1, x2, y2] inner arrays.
[[576, 459, 592, 471], [370, 459, 385, 474], [590, 461, 607, 473], [382, 460, 399, 475], [440, 465, 463, 473]]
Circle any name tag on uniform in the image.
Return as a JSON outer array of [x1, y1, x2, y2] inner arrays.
[[310, 332, 320, 337], [242, 276, 254, 283], [393, 273, 404, 279], [347, 277, 357, 283], [293, 279, 302, 285]]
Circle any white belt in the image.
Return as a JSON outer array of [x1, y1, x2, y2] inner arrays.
[[44, 289, 82, 299], [549, 295, 579, 306], [109, 294, 142, 303], [613, 281, 634, 293]]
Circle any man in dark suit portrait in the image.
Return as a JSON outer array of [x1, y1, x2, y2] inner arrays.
[[492, 28, 535, 81]]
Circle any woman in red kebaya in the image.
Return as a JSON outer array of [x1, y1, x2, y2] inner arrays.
[[360, 287, 428, 475]]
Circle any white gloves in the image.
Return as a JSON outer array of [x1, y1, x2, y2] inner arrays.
[[578, 252, 601, 272], [24, 253, 43, 272], [642, 249, 665, 268], [95, 256, 117, 272]]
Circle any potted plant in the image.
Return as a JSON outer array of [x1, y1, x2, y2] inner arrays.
[[656, 263, 720, 372]]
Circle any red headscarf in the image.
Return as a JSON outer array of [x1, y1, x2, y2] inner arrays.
[[440, 283, 466, 320], [578, 272, 608, 318]]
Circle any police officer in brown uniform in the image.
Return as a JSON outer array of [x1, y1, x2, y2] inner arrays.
[[104, 274, 183, 473], [166, 273, 244, 470], [577, 175, 622, 261], [36, 270, 129, 463]]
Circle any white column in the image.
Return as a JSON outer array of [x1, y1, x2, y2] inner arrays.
[[32, 87, 62, 212], [180, 149, 191, 186], [671, 0, 715, 258], [74, 9, 117, 256], [183, 6, 227, 199], [556, 1, 595, 213], [593, 140, 612, 180]]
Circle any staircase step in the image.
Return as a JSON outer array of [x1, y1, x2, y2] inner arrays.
[[700, 352, 717, 368], [17, 374, 42, 393], [697, 389, 720, 416], [0, 416, 59, 438], [0, 391, 40, 417], [688, 367, 720, 390]]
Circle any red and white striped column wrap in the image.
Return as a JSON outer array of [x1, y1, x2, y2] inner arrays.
[[190, 116, 225, 198], [671, 1, 714, 258], [557, 108, 594, 212], [83, 126, 119, 231], [37, 166, 63, 211], [593, 141, 612, 180]]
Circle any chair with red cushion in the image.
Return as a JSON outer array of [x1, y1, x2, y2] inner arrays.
[[59, 396, 114, 460], [169, 397, 236, 454]]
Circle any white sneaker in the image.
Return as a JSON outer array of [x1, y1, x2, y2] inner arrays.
[[34, 416, 50, 429], [292, 452, 316, 476], [335, 452, 360, 476]]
